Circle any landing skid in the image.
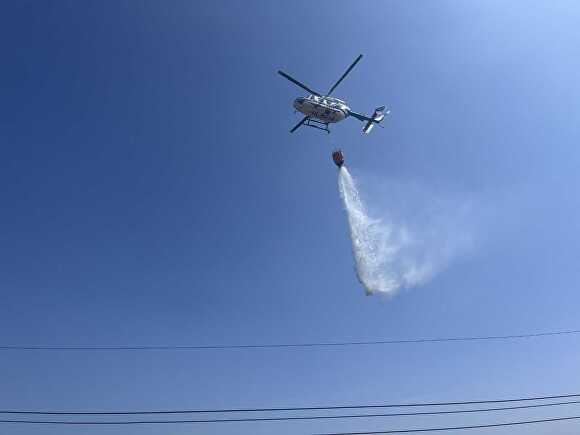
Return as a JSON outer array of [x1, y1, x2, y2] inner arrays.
[[305, 118, 330, 134]]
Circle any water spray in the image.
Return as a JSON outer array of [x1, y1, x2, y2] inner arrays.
[[337, 163, 393, 295], [335, 153, 473, 296]]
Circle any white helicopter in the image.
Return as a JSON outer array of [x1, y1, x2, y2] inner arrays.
[[278, 54, 388, 134]]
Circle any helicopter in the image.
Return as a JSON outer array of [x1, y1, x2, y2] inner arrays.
[[278, 54, 388, 134]]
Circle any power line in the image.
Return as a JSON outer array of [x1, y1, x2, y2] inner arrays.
[[2, 393, 580, 415], [1, 400, 579, 424], [0, 328, 578, 352], [313, 415, 580, 434]]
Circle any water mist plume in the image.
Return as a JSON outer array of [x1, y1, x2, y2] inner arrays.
[[338, 166, 473, 296]]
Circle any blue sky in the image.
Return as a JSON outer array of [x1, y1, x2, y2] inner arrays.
[[1, 1, 580, 434]]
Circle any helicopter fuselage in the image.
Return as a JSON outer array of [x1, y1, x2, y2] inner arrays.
[[293, 95, 349, 124]]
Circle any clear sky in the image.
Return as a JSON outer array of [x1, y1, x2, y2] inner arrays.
[[1, 1, 580, 434]]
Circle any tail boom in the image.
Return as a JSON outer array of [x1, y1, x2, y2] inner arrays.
[[349, 106, 388, 134]]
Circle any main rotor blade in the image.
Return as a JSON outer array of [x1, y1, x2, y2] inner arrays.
[[327, 54, 363, 96], [290, 116, 309, 133], [278, 71, 321, 96]]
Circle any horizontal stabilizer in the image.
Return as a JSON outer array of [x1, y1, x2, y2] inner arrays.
[[362, 106, 388, 134], [362, 121, 375, 134]]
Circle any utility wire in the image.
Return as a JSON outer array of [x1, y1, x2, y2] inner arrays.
[[2, 393, 580, 415], [313, 415, 580, 434], [0, 329, 578, 352], [1, 400, 580, 424]]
